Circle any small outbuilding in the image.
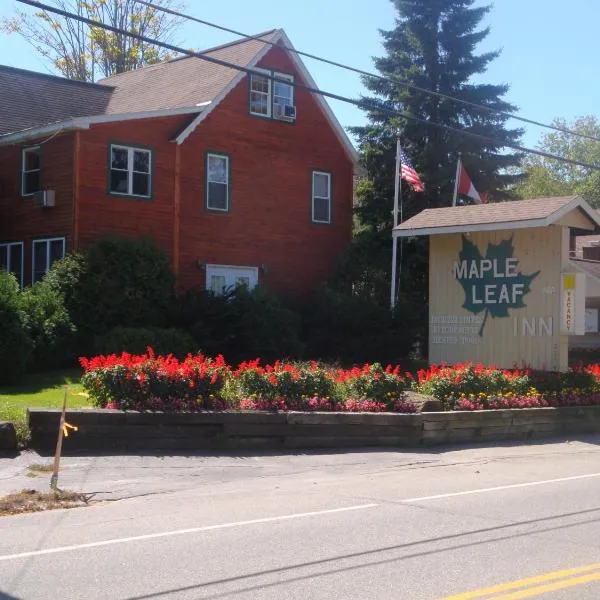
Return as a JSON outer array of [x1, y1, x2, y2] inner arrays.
[[393, 196, 600, 371]]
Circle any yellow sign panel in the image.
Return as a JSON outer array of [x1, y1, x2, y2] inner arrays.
[[563, 274, 576, 290]]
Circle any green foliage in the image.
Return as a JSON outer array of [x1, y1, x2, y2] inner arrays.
[[338, 0, 523, 344], [2, 0, 185, 81], [181, 287, 304, 364], [303, 286, 418, 364], [51, 237, 175, 339], [20, 281, 76, 371], [0, 271, 29, 384], [94, 327, 198, 358], [513, 116, 600, 207]]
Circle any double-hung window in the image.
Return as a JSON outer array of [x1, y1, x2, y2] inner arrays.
[[312, 171, 332, 224], [109, 144, 152, 198], [206, 153, 230, 211], [32, 237, 65, 284], [22, 146, 41, 196], [0, 242, 24, 287], [249, 68, 272, 117], [272, 72, 294, 119]]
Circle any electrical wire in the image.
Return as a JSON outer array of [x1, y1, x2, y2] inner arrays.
[[14, 0, 600, 171], [133, 0, 600, 144]]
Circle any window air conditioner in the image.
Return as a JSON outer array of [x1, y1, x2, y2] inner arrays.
[[274, 103, 296, 121], [33, 190, 56, 208]]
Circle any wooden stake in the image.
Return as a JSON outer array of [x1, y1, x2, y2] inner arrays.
[[50, 388, 68, 491]]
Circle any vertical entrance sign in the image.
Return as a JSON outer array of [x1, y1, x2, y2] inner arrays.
[[561, 273, 586, 335]]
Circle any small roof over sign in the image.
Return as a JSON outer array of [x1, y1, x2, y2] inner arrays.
[[393, 196, 600, 237]]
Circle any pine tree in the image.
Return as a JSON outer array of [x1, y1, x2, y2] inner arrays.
[[338, 0, 523, 325]]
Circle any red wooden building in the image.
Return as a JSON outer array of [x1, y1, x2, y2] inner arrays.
[[0, 30, 357, 297]]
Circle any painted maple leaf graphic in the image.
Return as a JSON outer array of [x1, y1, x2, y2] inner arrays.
[[456, 235, 540, 336]]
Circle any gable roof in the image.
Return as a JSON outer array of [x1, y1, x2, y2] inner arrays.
[[0, 65, 113, 136], [96, 30, 280, 114], [393, 196, 600, 237], [0, 29, 357, 162]]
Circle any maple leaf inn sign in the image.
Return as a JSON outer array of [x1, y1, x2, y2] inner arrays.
[[392, 196, 600, 371]]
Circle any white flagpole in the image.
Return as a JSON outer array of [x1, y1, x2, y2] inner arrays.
[[390, 133, 401, 309], [452, 154, 461, 207]]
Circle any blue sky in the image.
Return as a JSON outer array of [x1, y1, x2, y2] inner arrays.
[[1, 0, 598, 148]]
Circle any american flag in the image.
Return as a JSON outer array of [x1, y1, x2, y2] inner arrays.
[[400, 148, 425, 192]]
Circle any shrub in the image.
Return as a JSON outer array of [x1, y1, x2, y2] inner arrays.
[[302, 286, 415, 364], [186, 287, 304, 364], [48, 237, 175, 338], [20, 281, 76, 371], [0, 271, 29, 384], [94, 327, 198, 358]]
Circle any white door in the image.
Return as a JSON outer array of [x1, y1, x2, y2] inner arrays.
[[206, 264, 258, 295]]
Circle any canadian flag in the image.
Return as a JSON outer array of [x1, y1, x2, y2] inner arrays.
[[457, 160, 481, 204]]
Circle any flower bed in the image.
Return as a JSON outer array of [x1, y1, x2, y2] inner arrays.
[[80, 351, 416, 413], [79, 352, 600, 414], [414, 362, 600, 410]]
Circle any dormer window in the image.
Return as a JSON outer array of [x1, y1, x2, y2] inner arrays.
[[249, 69, 295, 121]]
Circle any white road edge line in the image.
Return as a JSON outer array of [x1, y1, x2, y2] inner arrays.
[[402, 472, 600, 503], [0, 503, 379, 563]]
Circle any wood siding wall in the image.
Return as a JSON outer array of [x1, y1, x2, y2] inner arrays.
[[429, 227, 567, 371], [0, 134, 75, 286]]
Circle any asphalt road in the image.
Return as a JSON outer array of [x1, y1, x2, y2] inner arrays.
[[3, 438, 600, 599]]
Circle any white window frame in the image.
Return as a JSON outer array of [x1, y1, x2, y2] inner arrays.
[[109, 144, 152, 198], [206, 264, 258, 295], [32, 237, 65, 284], [206, 153, 230, 212], [0, 241, 24, 288], [312, 171, 332, 224], [249, 68, 272, 118], [21, 146, 41, 197], [272, 72, 294, 119]]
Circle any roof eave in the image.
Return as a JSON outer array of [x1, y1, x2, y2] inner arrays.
[[393, 216, 551, 238], [0, 105, 207, 145]]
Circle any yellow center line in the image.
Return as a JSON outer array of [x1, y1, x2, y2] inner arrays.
[[442, 562, 600, 599], [491, 570, 600, 599]]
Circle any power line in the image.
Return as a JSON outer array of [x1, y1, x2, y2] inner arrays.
[[134, 0, 600, 145], [14, 0, 600, 172]]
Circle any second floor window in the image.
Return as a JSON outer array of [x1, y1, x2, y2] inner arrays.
[[22, 146, 41, 196], [109, 144, 152, 198], [273, 73, 294, 119], [206, 153, 230, 211], [312, 171, 331, 224]]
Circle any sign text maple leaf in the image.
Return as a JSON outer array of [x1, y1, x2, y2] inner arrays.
[[453, 235, 540, 336]]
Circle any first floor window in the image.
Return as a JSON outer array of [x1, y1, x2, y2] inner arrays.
[[206, 265, 258, 295], [22, 146, 41, 196], [109, 144, 152, 197], [312, 171, 331, 224], [206, 153, 230, 211], [249, 68, 272, 117], [32, 237, 65, 284], [0, 242, 24, 287]]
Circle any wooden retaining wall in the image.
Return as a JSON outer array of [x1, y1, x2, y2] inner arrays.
[[27, 407, 600, 453]]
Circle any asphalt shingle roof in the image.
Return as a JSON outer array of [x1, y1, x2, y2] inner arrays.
[[394, 197, 584, 234], [0, 30, 280, 135], [0, 66, 113, 135]]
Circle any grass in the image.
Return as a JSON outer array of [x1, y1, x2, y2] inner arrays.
[[0, 489, 89, 516], [0, 368, 90, 446]]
